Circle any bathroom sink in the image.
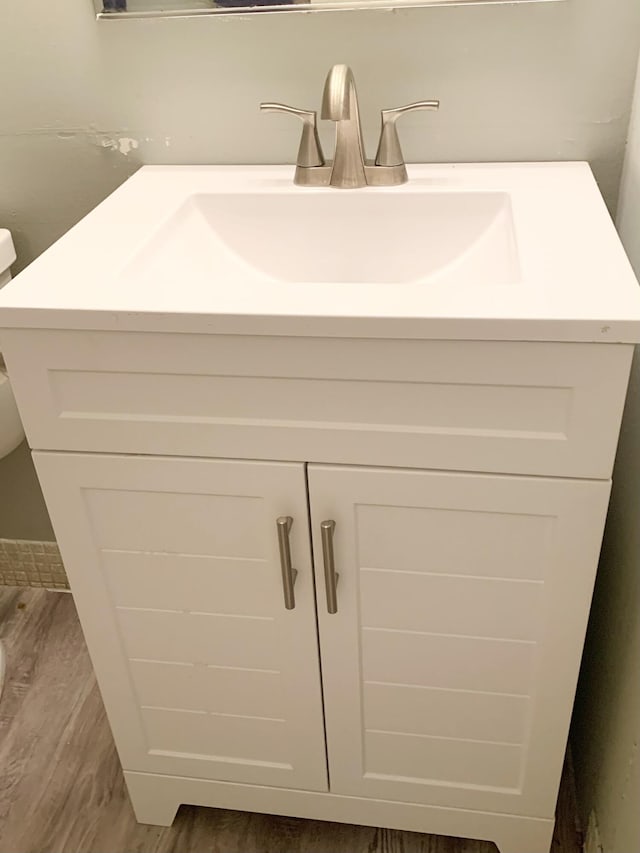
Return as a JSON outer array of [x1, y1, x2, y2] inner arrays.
[[1, 163, 640, 343], [121, 190, 518, 287]]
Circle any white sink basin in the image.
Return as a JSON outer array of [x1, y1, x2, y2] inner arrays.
[[1, 163, 640, 344], [123, 191, 519, 287]]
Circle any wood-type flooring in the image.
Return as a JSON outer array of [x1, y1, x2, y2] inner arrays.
[[0, 588, 583, 853]]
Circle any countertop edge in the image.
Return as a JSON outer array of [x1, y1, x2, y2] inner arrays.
[[1, 308, 639, 344]]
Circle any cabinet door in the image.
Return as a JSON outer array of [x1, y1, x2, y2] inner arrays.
[[308, 464, 610, 816], [34, 452, 328, 791]]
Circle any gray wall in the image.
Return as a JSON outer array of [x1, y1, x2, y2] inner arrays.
[[1, 0, 640, 540], [571, 55, 640, 853]]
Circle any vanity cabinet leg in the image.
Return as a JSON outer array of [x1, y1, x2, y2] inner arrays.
[[124, 772, 180, 827]]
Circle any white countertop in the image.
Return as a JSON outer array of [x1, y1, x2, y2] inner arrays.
[[1, 163, 640, 342]]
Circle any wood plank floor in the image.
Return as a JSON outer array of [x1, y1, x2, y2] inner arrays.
[[0, 588, 583, 853]]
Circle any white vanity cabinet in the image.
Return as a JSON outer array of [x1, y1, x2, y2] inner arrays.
[[2, 164, 640, 853], [1, 325, 634, 853]]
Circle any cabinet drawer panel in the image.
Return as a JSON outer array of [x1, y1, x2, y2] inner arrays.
[[6, 331, 632, 477], [130, 660, 284, 719], [363, 683, 529, 744], [360, 569, 543, 641], [117, 609, 279, 670], [49, 368, 566, 432], [365, 731, 522, 789], [141, 708, 289, 766]]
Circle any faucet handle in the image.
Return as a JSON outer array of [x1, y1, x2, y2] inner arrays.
[[260, 103, 325, 168], [375, 100, 440, 167]]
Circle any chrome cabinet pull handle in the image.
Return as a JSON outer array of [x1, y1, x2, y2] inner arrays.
[[375, 100, 440, 167], [321, 520, 339, 615], [277, 516, 298, 610], [260, 102, 325, 168]]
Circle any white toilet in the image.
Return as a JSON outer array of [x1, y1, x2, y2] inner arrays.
[[0, 228, 24, 698], [0, 229, 24, 460]]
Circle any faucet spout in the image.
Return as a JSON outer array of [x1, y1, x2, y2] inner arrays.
[[321, 64, 367, 189]]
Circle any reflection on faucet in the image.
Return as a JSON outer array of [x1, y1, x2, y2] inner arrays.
[[260, 64, 439, 189], [321, 65, 367, 189]]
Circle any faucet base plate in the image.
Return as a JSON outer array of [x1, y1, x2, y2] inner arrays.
[[294, 162, 408, 188]]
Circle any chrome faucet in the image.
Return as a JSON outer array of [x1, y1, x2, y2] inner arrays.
[[260, 63, 439, 189]]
